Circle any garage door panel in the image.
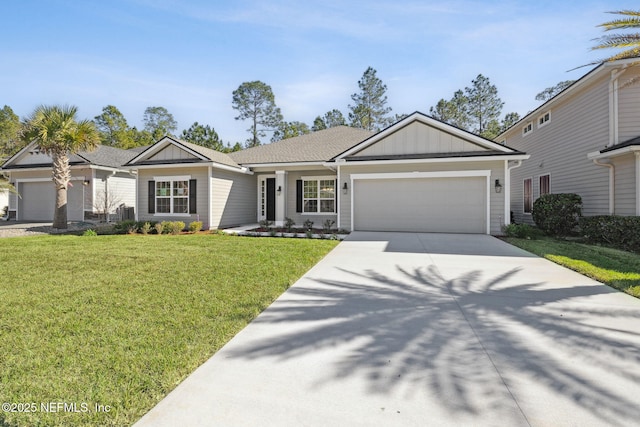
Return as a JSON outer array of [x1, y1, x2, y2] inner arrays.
[[19, 181, 84, 221], [354, 177, 486, 233]]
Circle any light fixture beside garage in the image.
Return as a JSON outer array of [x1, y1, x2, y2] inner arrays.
[[342, 182, 348, 194], [494, 179, 503, 193], [277, 185, 282, 195], [83, 180, 90, 186]]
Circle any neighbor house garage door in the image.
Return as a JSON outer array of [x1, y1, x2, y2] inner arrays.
[[19, 181, 84, 221], [353, 176, 487, 233]]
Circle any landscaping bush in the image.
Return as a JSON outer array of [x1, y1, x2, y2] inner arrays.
[[303, 219, 314, 231], [503, 223, 542, 240], [140, 222, 152, 235], [532, 193, 582, 236], [189, 221, 203, 233], [580, 215, 640, 253], [322, 219, 336, 234], [114, 220, 137, 234], [82, 229, 98, 237], [154, 222, 164, 235], [284, 217, 295, 232]]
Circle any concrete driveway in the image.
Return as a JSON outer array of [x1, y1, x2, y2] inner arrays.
[[135, 232, 640, 427]]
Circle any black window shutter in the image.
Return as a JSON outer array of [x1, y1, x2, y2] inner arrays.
[[189, 179, 197, 214], [148, 181, 155, 214], [296, 180, 303, 213], [334, 179, 337, 213]]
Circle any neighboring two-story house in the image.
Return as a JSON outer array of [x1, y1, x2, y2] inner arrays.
[[498, 58, 640, 224]]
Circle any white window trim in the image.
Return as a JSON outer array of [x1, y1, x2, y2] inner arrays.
[[537, 111, 551, 129], [302, 176, 336, 215], [153, 175, 192, 217], [523, 177, 533, 215], [522, 122, 533, 137]]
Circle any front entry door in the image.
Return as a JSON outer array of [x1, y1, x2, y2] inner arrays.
[[266, 178, 276, 221]]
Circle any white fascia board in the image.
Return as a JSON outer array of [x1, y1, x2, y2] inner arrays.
[[15, 176, 85, 183], [213, 162, 253, 174], [587, 146, 640, 160], [338, 154, 529, 167], [350, 170, 491, 180], [88, 165, 130, 173], [1, 141, 38, 168], [240, 161, 327, 168], [127, 161, 251, 174]]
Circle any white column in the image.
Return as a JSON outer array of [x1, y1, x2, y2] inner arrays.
[[275, 170, 287, 226]]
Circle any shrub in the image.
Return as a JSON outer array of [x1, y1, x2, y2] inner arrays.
[[127, 225, 138, 235], [284, 217, 295, 232], [532, 193, 582, 236], [140, 222, 152, 235], [580, 215, 640, 253], [114, 220, 137, 234], [503, 223, 541, 240], [167, 221, 185, 235], [154, 222, 164, 235], [303, 219, 314, 231], [82, 229, 98, 237], [189, 221, 203, 233], [322, 219, 336, 234], [259, 219, 273, 230]]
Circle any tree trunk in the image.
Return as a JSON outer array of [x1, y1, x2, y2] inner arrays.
[[51, 150, 70, 229]]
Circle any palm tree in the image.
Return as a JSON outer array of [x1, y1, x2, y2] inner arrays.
[[22, 105, 100, 229], [591, 10, 640, 63]]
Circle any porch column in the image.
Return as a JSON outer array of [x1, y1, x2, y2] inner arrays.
[[636, 152, 640, 216], [275, 170, 287, 226]]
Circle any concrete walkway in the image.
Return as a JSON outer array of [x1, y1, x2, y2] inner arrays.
[[135, 232, 640, 427]]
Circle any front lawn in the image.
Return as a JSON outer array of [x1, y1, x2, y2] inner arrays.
[[503, 236, 640, 298], [0, 234, 338, 427]]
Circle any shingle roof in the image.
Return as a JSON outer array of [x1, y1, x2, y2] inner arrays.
[[174, 139, 241, 168], [228, 126, 374, 165], [600, 135, 640, 153], [77, 145, 140, 168]]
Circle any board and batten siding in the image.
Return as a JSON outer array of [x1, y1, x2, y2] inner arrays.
[[339, 160, 505, 235], [211, 169, 256, 228], [352, 121, 485, 157], [137, 167, 209, 228], [505, 72, 611, 224]]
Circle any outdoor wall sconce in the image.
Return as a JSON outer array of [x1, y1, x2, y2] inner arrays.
[[277, 185, 282, 195], [342, 182, 348, 194], [495, 179, 503, 193], [83, 179, 90, 186]]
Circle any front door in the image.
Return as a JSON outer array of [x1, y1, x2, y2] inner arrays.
[[266, 178, 276, 221]]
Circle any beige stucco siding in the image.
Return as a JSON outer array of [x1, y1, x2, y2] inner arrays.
[[339, 160, 505, 235], [353, 121, 485, 157], [505, 72, 611, 224], [137, 166, 210, 228], [211, 169, 256, 228]]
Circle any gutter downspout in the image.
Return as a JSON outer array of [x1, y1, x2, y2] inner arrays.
[[505, 159, 523, 226], [592, 159, 615, 214], [609, 65, 629, 147]]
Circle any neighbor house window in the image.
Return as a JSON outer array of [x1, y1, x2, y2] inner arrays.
[[522, 122, 533, 136], [148, 176, 196, 216], [523, 178, 533, 213], [538, 111, 551, 128], [303, 178, 335, 213], [539, 174, 550, 196]]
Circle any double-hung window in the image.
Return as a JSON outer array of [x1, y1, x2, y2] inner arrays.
[[539, 174, 550, 196], [303, 178, 335, 213], [151, 176, 193, 215]]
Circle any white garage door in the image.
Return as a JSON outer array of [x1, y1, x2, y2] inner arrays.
[[19, 181, 84, 221], [353, 176, 487, 233]]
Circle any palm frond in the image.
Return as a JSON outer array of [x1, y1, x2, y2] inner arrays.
[[599, 11, 640, 31], [592, 34, 640, 49]]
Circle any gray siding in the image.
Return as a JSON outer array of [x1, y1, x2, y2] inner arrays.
[[618, 67, 640, 143], [137, 166, 210, 229], [504, 72, 611, 224], [148, 145, 198, 162], [211, 169, 256, 228], [339, 160, 505, 235], [284, 170, 338, 229], [613, 154, 636, 215]]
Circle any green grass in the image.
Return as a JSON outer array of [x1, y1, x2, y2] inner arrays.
[[503, 236, 640, 298], [0, 234, 338, 427]]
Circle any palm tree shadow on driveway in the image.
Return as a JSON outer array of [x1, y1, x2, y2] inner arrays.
[[226, 262, 640, 426]]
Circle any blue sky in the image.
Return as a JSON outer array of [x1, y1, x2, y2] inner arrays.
[[1, 1, 636, 144]]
